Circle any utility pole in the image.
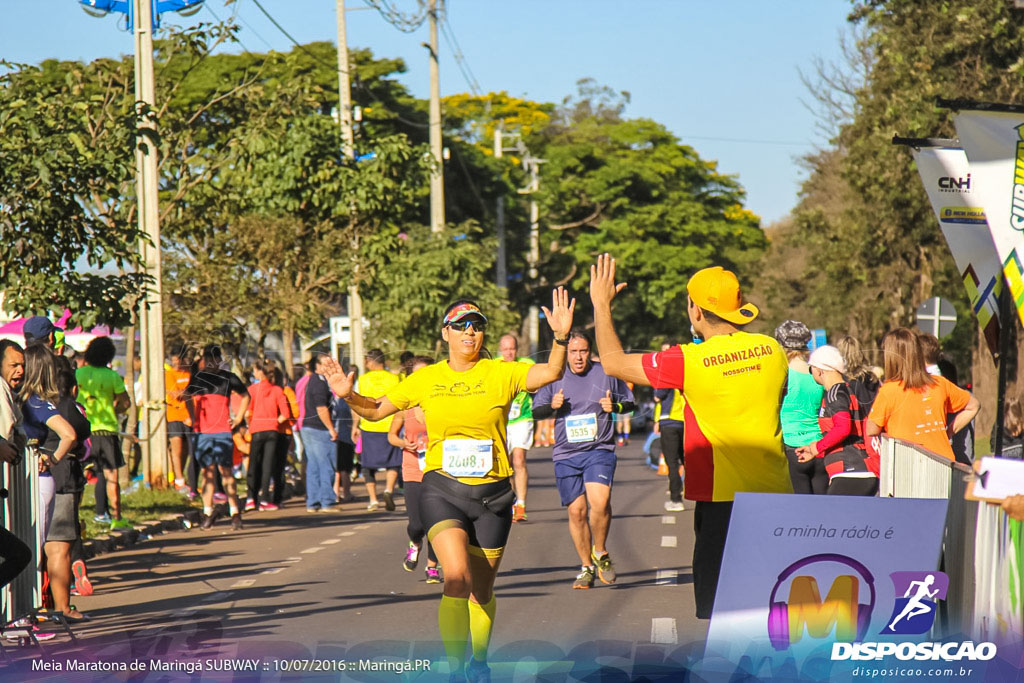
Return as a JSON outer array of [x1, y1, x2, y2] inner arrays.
[[336, 0, 364, 372], [494, 124, 506, 289], [427, 0, 445, 233], [134, 0, 167, 487], [525, 159, 541, 357], [511, 143, 544, 357]]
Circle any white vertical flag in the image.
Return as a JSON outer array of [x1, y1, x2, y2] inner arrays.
[[912, 146, 1001, 353], [954, 110, 1024, 327]]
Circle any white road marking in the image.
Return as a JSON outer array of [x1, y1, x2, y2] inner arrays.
[[661, 536, 677, 548], [231, 579, 256, 588], [261, 567, 285, 575], [320, 539, 341, 545], [301, 547, 324, 554], [340, 531, 355, 537], [354, 525, 370, 530], [284, 557, 302, 563], [656, 570, 678, 586], [661, 516, 676, 525], [203, 591, 232, 602], [651, 618, 678, 644]]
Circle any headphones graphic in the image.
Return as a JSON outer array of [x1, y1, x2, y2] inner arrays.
[[767, 553, 875, 651]]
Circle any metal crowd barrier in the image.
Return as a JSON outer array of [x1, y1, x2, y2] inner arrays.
[[879, 436, 1022, 643], [1, 459, 41, 625]]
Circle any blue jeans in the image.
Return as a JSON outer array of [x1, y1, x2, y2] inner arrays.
[[303, 428, 337, 509]]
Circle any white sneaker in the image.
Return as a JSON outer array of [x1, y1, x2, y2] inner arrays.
[[664, 500, 685, 512]]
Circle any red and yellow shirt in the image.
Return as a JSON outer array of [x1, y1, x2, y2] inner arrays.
[[642, 332, 791, 502]]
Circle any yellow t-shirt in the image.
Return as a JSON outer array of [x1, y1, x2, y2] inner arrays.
[[643, 332, 792, 502], [357, 369, 400, 432], [386, 358, 531, 485]]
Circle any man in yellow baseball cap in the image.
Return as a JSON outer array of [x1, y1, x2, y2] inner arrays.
[[589, 256, 791, 619]]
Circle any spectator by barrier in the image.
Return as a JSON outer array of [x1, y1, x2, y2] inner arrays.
[[1, 459, 42, 623], [879, 436, 1022, 644]]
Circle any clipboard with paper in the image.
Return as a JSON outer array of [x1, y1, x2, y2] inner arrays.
[[964, 456, 1024, 503]]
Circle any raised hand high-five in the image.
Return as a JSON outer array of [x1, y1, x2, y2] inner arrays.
[[590, 253, 628, 309], [542, 286, 576, 339], [318, 356, 355, 400]]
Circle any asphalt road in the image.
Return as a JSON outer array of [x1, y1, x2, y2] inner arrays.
[[5, 440, 709, 681]]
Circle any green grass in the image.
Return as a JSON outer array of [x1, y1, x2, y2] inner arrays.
[[79, 483, 200, 539]]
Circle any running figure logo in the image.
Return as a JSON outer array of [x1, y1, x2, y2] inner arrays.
[[880, 571, 949, 635]]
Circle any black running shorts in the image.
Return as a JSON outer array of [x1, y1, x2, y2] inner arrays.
[[90, 431, 126, 471], [421, 470, 514, 559]]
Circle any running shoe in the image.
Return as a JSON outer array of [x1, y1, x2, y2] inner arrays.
[[573, 566, 595, 590], [212, 492, 228, 503], [70, 585, 80, 597], [259, 502, 279, 511], [186, 490, 198, 500], [664, 500, 685, 512], [425, 567, 443, 584], [306, 507, 320, 513], [201, 510, 220, 530], [616, 435, 625, 447], [231, 513, 243, 531], [4, 625, 56, 642], [382, 490, 396, 511], [512, 503, 527, 523], [591, 550, 616, 585], [403, 542, 420, 571], [244, 499, 257, 512], [320, 505, 343, 513], [465, 658, 491, 683], [93, 513, 112, 524], [110, 518, 133, 530], [71, 560, 93, 597], [367, 501, 379, 511]]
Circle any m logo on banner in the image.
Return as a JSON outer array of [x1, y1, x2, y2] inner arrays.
[[767, 554, 875, 651]]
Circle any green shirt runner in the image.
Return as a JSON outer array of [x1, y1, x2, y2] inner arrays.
[[779, 367, 823, 447], [507, 356, 535, 424], [76, 365, 127, 433]]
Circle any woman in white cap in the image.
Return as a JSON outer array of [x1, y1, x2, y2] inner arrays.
[[775, 321, 826, 494], [796, 345, 879, 496]]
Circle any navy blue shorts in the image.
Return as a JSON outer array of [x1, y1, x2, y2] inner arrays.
[[360, 430, 402, 470], [553, 449, 617, 506], [196, 433, 233, 469]]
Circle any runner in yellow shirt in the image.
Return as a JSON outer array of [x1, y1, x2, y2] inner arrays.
[[319, 290, 575, 682]]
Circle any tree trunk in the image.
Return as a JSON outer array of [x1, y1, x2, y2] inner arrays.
[[282, 323, 295, 385]]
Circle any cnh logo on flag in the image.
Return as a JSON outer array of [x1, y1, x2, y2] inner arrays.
[[879, 571, 949, 635], [767, 554, 875, 651]]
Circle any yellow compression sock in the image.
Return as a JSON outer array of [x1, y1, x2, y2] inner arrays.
[[468, 594, 497, 662], [438, 595, 470, 674]]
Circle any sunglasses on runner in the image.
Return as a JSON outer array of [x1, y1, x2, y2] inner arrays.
[[447, 319, 487, 333]]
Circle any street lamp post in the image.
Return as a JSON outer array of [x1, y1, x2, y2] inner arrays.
[[78, 0, 204, 488]]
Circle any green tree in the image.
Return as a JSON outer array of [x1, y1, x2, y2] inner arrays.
[[536, 81, 766, 349], [0, 21, 251, 327], [361, 223, 517, 357], [164, 44, 432, 370]]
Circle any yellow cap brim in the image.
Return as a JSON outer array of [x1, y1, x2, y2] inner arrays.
[[717, 302, 759, 325]]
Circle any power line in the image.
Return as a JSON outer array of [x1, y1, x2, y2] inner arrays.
[[439, 10, 480, 95], [241, 0, 429, 130], [361, 0, 429, 33]]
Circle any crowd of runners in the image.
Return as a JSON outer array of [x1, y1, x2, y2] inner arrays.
[[3, 253, 1024, 680]]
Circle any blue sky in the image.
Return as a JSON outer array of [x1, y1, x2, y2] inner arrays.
[[2, 0, 854, 224]]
